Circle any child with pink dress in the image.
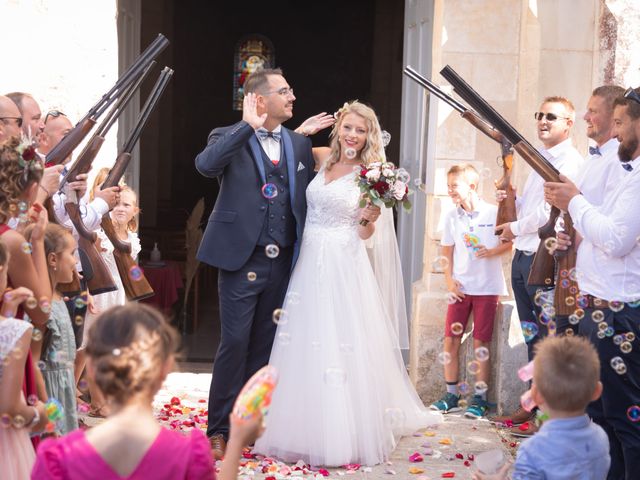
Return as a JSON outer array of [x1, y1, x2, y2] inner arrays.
[[31, 303, 263, 480]]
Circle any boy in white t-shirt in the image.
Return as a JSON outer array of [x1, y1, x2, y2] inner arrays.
[[431, 164, 512, 419]]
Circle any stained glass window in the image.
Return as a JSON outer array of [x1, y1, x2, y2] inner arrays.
[[233, 35, 275, 110]]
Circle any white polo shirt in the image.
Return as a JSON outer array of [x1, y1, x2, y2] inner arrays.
[[441, 199, 508, 296], [569, 155, 640, 302]]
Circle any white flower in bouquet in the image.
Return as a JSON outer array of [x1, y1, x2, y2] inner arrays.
[[392, 181, 407, 200], [365, 168, 381, 182]]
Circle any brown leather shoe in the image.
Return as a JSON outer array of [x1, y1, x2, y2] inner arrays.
[[489, 406, 535, 426], [509, 420, 539, 437], [209, 434, 226, 460]]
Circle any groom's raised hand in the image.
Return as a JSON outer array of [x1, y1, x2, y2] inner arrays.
[[243, 93, 268, 130]]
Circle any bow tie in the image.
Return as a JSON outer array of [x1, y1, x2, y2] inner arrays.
[[622, 162, 633, 172], [256, 129, 281, 142], [589, 146, 601, 156]]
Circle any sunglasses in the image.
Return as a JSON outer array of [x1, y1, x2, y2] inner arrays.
[[534, 112, 570, 122], [0, 117, 23, 128], [44, 110, 67, 125], [624, 87, 640, 106]]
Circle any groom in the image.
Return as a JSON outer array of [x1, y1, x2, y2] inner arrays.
[[195, 68, 316, 458]]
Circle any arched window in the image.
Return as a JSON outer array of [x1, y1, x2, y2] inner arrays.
[[233, 35, 275, 110]]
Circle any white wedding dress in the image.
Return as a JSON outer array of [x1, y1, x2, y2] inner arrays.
[[254, 167, 442, 467]]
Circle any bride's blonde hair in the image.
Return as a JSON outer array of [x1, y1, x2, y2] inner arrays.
[[325, 101, 383, 170]]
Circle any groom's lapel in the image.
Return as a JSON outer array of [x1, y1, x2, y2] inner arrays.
[[281, 128, 296, 206], [248, 135, 266, 184]]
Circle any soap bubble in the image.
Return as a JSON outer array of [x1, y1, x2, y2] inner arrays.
[[323, 367, 347, 387], [129, 265, 143, 282], [467, 360, 481, 375], [458, 381, 471, 396], [474, 381, 489, 395], [383, 407, 406, 429], [627, 405, 640, 422], [432, 256, 449, 272], [261, 183, 278, 199], [475, 346, 490, 362], [450, 322, 464, 336], [276, 332, 291, 346], [521, 322, 539, 342], [437, 351, 452, 365], [344, 147, 357, 159], [272, 308, 289, 325], [21, 242, 32, 254]]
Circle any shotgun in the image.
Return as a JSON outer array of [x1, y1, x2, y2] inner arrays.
[[100, 67, 174, 301], [439, 65, 578, 316], [45, 34, 169, 167], [403, 66, 517, 232]]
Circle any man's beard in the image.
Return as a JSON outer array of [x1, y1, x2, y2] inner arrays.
[[618, 136, 638, 162]]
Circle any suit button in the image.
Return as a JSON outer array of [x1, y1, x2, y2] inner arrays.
[[269, 228, 274, 233], [280, 175, 284, 180], [281, 216, 285, 220], [270, 201, 275, 205], [270, 214, 275, 219], [260, 206, 266, 211]]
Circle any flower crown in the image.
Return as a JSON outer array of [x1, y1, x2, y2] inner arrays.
[[15, 136, 43, 178], [333, 101, 351, 120]]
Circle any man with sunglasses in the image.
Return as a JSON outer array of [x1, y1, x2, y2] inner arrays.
[[5, 92, 44, 137], [544, 87, 640, 480], [0, 94, 23, 143], [493, 96, 583, 435]]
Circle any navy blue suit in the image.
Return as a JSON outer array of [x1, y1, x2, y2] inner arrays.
[[195, 120, 314, 439]]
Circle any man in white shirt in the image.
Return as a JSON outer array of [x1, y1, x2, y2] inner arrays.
[[544, 87, 640, 480], [493, 97, 583, 431], [5, 92, 44, 138], [575, 85, 626, 206]]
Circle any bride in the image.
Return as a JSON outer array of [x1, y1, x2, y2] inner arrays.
[[253, 101, 442, 467]]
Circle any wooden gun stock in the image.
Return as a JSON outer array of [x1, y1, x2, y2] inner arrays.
[[553, 214, 579, 316], [45, 118, 96, 166], [494, 143, 517, 234], [100, 215, 153, 301], [65, 202, 118, 295], [527, 206, 560, 287]]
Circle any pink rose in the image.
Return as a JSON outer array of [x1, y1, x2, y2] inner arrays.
[[392, 181, 406, 200]]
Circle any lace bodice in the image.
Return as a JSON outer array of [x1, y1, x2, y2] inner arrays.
[[0, 318, 32, 378], [305, 168, 360, 231]]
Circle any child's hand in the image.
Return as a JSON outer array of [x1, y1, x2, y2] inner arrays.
[[28, 202, 49, 242], [472, 459, 513, 479], [87, 293, 99, 315], [475, 245, 492, 258], [447, 280, 465, 301], [1, 287, 35, 317], [228, 413, 265, 447]]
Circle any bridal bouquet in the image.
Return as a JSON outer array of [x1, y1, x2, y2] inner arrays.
[[356, 161, 412, 225]]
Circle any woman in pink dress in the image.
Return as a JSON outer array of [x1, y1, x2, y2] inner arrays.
[[32, 303, 263, 480]]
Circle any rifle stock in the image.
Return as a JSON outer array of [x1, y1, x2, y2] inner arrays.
[[554, 215, 579, 316], [100, 215, 153, 301], [527, 206, 560, 287], [65, 202, 118, 295], [494, 140, 517, 233]]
